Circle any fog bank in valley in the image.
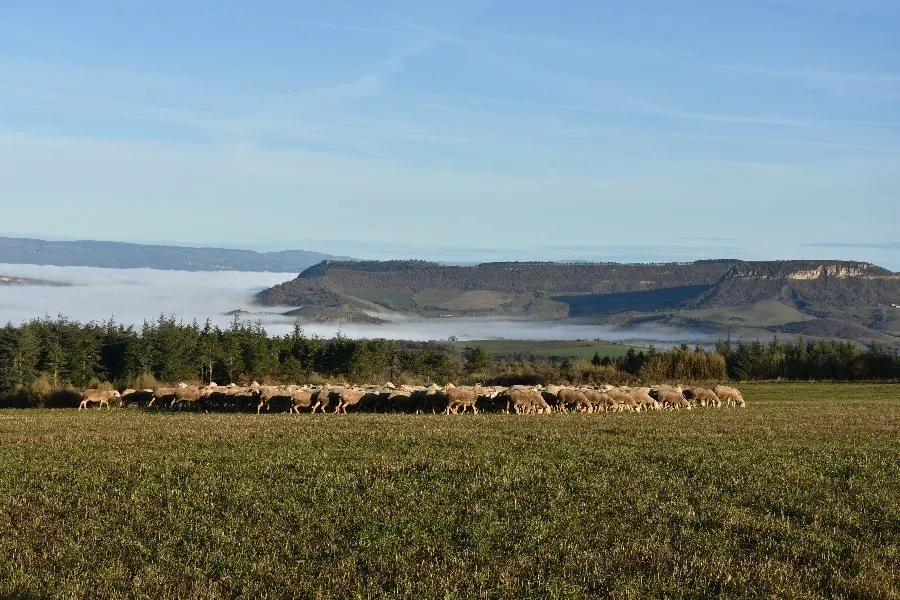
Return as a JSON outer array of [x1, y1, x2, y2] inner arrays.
[[0, 264, 721, 346]]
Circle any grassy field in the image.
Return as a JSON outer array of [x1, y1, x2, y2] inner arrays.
[[1, 383, 899, 599], [675, 301, 816, 328]]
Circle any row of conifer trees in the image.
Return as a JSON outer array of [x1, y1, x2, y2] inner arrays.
[[0, 316, 897, 404]]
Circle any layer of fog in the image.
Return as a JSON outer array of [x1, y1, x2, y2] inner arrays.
[[0, 264, 721, 346]]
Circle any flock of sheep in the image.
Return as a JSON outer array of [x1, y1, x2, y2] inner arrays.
[[78, 382, 746, 414]]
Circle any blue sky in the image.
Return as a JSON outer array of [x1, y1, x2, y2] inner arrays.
[[1, 0, 898, 267]]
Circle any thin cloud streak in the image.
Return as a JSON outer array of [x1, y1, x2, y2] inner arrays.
[[92, 0, 412, 36]]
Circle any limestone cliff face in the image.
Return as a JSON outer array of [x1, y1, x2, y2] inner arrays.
[[721, 261, 897, 281], [787, 265, 885, 280]]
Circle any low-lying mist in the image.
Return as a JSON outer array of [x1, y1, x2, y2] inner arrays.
[[0, 264, 721, 346]]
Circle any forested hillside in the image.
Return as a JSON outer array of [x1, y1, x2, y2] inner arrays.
[[0, 236, 349, 272]]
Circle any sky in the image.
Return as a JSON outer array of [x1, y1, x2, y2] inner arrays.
[[1, 0, 898, 268]]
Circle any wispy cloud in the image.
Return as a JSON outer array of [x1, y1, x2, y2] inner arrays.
[[803, 241, 900, 249], [625, 99, 817, 127], [293, 37, 444, 100], [764, 0, 900, 15], [711, 63, 900, 84], [92, 0, 412, 36], [0, 21, 76, 54]]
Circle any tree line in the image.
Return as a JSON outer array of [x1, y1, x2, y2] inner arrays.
[[0, 316, 898, 406]]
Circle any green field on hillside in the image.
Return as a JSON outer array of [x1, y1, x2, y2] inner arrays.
[[676, 300, 816, 328], [1, 383, 898, 599]]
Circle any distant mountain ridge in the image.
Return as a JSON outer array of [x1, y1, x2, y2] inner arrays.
[[257, 259, 900, 346], [0, 236, 351, 272]]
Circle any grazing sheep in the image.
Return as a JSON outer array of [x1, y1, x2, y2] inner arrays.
[[444, 384, 484, 415], [310, 385, 334, 413], [713, 385, 746, 408], [78, 389, 121, 410], [503, 387, 550, 414], [170, 385, 211, 411], [683, 387, 721, 408], [335, 387, 368, 414], [555, 388, 593, 413], [630, 387, 661, 412], [288, 387, 317, 413], [606, 387, 638, 412], [256, 385, 296, 413], [581, 389, 612, 412], [650, 386, 691, 410]]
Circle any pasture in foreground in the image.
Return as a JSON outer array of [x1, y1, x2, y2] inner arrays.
[[0, 383, 898, 599]]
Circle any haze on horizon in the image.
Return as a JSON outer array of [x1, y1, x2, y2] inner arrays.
[[1, 0, 898, 267]]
